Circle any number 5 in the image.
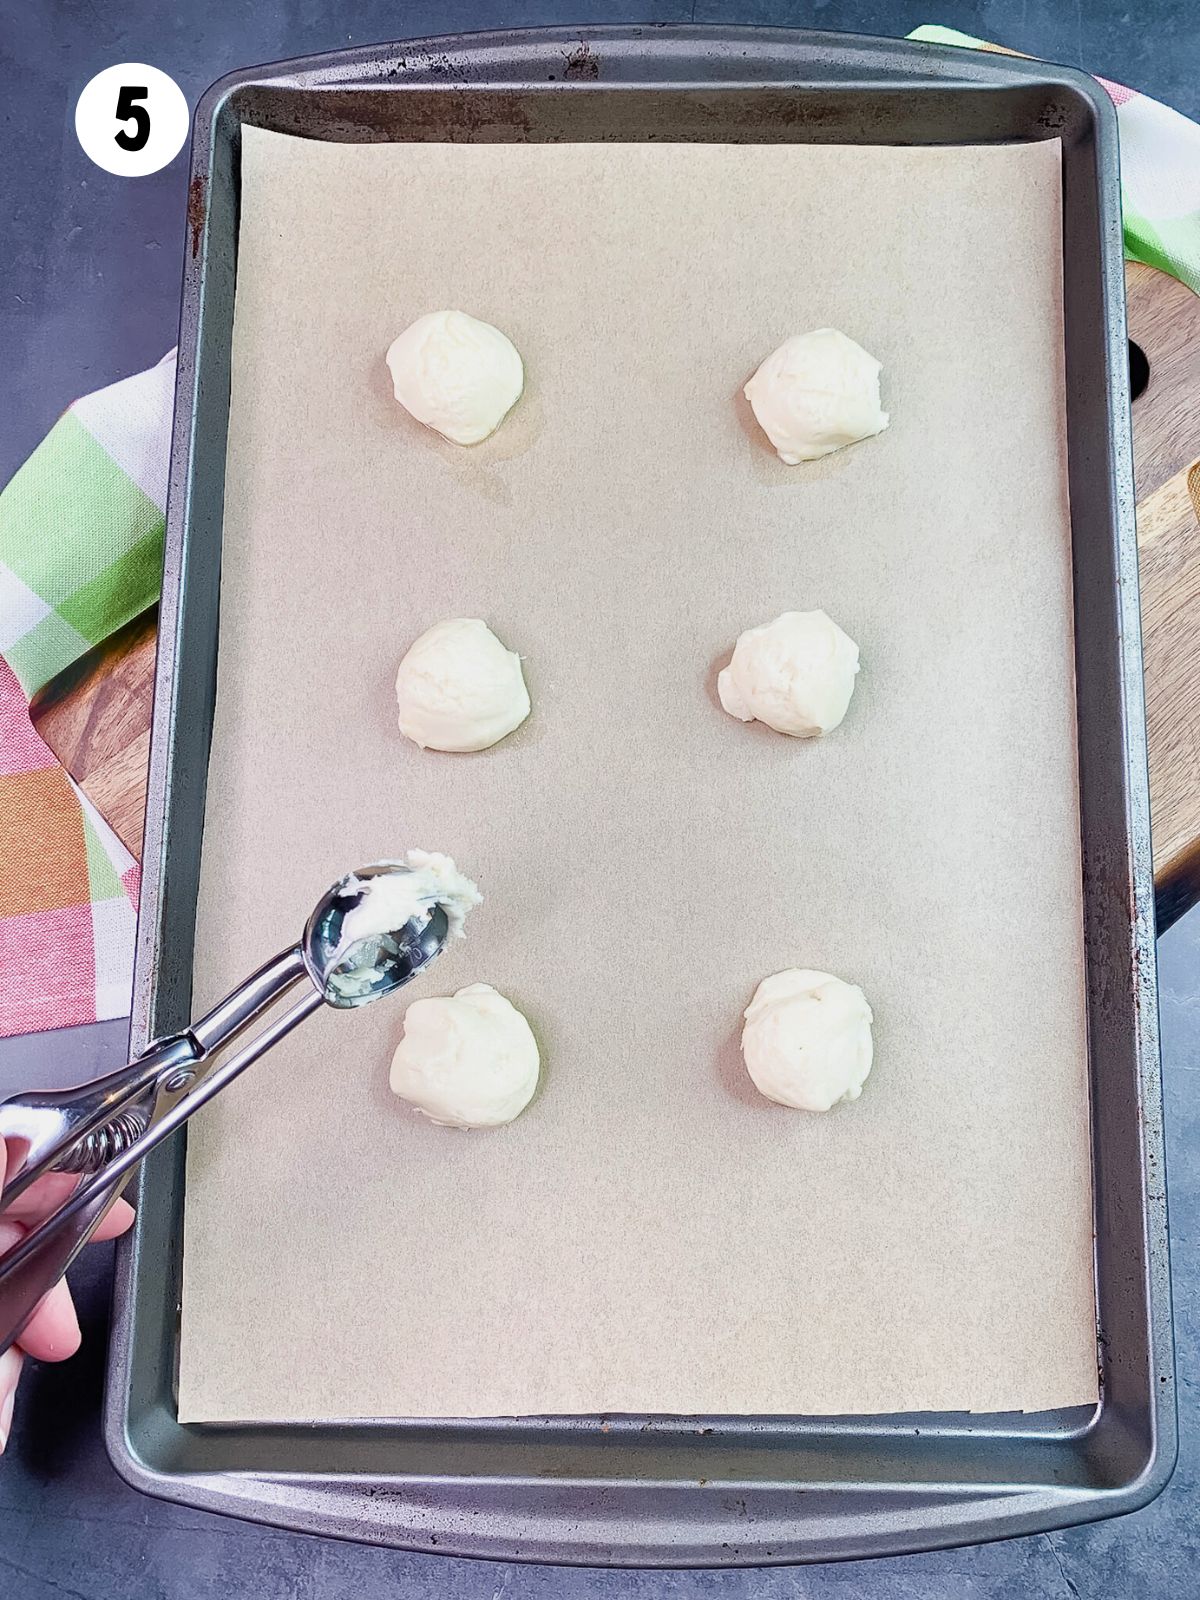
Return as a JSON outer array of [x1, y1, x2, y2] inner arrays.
[[114, 86, 150, 152]]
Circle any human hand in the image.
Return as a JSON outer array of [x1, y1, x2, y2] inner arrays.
[[0, 1136, 135, 1454]]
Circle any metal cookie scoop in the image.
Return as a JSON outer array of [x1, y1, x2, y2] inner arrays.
[[0, 861, 455, 1357]]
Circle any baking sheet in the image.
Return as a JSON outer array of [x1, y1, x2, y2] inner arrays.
[[179, 127, 1095, 1422]]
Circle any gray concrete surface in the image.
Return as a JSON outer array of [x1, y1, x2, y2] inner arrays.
[[2, 2, 1198, 1594]]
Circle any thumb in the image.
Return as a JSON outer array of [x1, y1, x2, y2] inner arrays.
[[0, 1345, 22, 1455]]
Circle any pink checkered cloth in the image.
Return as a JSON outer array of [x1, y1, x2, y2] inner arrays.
[[0, 658, 139, 1036]]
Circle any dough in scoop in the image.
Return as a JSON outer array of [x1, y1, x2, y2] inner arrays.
[[395, 618, 530, 752], [386, 310, 523, 445], [718, 609, 859, 737], [744, 328, 888, 464], [390, 984, 540, 1129], [742, 969, 874, 1112]]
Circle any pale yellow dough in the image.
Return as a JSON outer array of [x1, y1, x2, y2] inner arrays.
[[744, 328, 888, 464], [386, 310, 524, 445], [742, 969, 874, 1112], [395, 618, 530, 753], [390, 984, 540, 1129], [718, 610, 860, 738]]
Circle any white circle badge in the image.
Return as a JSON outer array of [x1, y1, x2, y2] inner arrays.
[[75, 64, 190, 177]]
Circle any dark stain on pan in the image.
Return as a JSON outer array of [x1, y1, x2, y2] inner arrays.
[[563, 41, 600, 80], [317, 87, 534, 141], [187, 175, 206, 260], [1037, 98, 1070, 132]]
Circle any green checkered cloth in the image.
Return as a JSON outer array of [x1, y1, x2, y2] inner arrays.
[[0, 353, 174, 697]]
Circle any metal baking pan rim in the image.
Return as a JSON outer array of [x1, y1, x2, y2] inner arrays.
[[103, 1448, 1175, 1571]]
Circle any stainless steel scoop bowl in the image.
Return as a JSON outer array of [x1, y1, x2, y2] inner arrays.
[[0, 860, 457, 1356], [305, 863, 451, 1009]]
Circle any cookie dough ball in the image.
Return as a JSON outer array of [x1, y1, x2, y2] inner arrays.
[[718, 610, 859, 738], [742, 969, 873, 1112], [744, 328, 888, 464], [396, 618, 530, 752], [386, 310, 523, 445], [390, 983, 540, 1129]]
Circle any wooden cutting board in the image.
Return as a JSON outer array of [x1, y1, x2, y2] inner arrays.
[[1122, 264, 1200, 925], [29, 262, 1200, 925]]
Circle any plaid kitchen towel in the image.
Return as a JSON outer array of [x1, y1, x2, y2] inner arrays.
[[0, 658, 139, 1035], [0, 351, 174, 699], [0, 352, 171, 1036], [1, 39, 1199, 1039]]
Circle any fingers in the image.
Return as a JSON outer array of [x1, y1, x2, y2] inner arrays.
[[0, 1218, 25, 1259], [4, 1172, 136, 1241], [0, 1136, 136, 1369], [5, 1179, 135, 1245], [4, 1135, 137, 1233], [0, 1346, 23, 1454], [16, 1274, 82, 1362], [3, 1129, 135, 1233], [1, 1170, 80, 1224], [0, 1220, 83, 1359], [0, 1199, 130, 1366], [92, 1197, 136, 1241], [22, 1195, 133, 1355]]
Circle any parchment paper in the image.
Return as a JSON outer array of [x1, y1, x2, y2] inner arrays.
[[179, 127, 1096, 1422]]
